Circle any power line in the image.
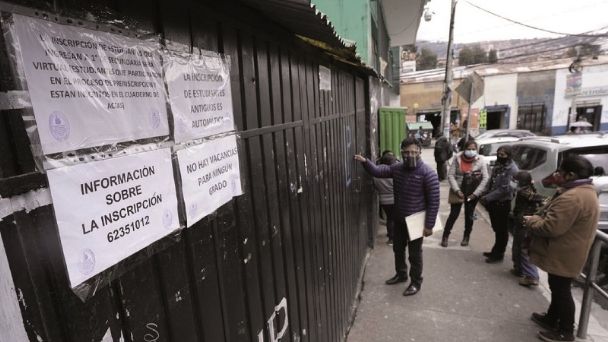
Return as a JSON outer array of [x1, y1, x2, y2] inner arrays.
[[464, 1, 608, 38], [495, 40, 598, 63], [498, 28, 605, 53]]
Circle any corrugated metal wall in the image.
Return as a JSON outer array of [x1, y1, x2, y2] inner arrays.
[[0, 1, 376, 341]]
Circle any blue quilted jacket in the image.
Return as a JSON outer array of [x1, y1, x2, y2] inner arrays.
[[363, 159, 440, 229]]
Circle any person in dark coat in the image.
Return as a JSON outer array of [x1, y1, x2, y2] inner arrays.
[[354, 138, 440, 296], [433, 132, 453, 181], [510, 171, 545, 287], [481, 145, 518, 263]]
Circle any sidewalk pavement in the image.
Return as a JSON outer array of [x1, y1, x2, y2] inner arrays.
[[347, 149, 608, 342]]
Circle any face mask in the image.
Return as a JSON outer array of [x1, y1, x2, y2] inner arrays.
[[464, 150, 477, 158], [496, 156, 509, 164], [510, 180, 518, 189], [403, 156, 418, 169], [552, 172, 569, 186]]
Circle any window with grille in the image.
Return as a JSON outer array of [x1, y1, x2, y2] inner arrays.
[[517, 103, 545, 133]]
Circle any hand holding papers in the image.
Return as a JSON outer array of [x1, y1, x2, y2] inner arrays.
[[405, 211, 443, 241]]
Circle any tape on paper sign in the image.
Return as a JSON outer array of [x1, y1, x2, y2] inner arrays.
[[176, 134, 243, 227], [10, 14, 169, 154], [46, 148, 179, 287]]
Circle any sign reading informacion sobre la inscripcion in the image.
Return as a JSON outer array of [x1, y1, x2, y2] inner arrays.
[[164, 53, 235, 143], [47, 148, 179, 287], [176, 134, 242, 227], [10, 14, 169, 154]]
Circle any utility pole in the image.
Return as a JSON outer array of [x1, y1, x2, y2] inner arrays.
[[440, 0, 457, 139]]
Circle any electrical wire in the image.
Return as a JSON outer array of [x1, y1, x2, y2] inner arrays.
[[495, 40, 599, 64], [498, 29, 605, 53], [464, 1, 608, 38]]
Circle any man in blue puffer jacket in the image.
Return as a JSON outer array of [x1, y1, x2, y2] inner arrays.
[[355, 138, 440, 296]]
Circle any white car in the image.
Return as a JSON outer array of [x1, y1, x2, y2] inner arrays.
[[475, 129, 536, 140], [511, 133, 608, 197], [593, 176, 608, 233]]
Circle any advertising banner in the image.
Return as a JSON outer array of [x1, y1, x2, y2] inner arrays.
[[47, 148, 179, 287], [165, 53, 234, 143], [176, 134, 242, 226], [10, 14, 169, 154]]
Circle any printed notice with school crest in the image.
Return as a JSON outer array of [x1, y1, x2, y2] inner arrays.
[[9, 14, 169, 154]]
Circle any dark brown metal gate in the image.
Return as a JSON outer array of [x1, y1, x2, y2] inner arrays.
[[0, 1, 376, 341]]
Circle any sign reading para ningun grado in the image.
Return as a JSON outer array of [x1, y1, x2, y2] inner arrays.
[[164, 53, 235, 143], [46, 148, 179, 287], [176, 134, 243, 227], [10, 14, 169, 154]]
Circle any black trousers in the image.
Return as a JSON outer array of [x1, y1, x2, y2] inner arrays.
[[393, 220, 423, 286], [547, 273, 575, 334], [486, 200, 511, 258], [436, 161, 447, 181], [443, 199, 479, 238], [380, 204, 394, 240]]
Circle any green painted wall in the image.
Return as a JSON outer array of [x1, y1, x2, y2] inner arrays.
[[313, 0, 371, 65]]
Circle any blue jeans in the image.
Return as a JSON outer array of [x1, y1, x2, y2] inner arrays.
[[512, 220, 539, 279]]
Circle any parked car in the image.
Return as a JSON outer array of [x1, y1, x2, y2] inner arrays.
[[594, 176, 608, 233], [475, 129, 536, 140], [510, 133, 608, 197], [477, 136, 520, 171]]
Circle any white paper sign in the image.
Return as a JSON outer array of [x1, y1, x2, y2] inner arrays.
[[10, 14, 169, 154], [47, 148, 179, 287], [165, 53, 234, 143], [176, 134, 242, 226]]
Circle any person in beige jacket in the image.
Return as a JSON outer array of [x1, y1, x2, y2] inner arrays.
[[524, 155, 599, 342], [441, 140, 489, 247]]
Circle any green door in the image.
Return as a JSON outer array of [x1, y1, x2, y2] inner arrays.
[[379, 107, 407, 158]]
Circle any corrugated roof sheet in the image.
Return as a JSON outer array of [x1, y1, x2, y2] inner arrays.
[[240, 0, 366, 68]]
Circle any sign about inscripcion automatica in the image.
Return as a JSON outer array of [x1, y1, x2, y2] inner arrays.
[[164, 53, 234, 143]]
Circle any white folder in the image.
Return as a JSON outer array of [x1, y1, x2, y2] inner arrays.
[[405, 211, 443, 241]]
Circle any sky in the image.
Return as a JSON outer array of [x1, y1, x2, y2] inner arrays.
[[416, 0, 608, 43]]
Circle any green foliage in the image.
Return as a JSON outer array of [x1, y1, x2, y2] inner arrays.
[[458, 44, 488, 66], [416, 47, 438, 70], [488, 49, 498, 63]]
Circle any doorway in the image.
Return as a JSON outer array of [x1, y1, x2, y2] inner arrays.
[[486, 111, 503, 130], [576, 105, 602, 131], [419, 112, 441, 137]]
